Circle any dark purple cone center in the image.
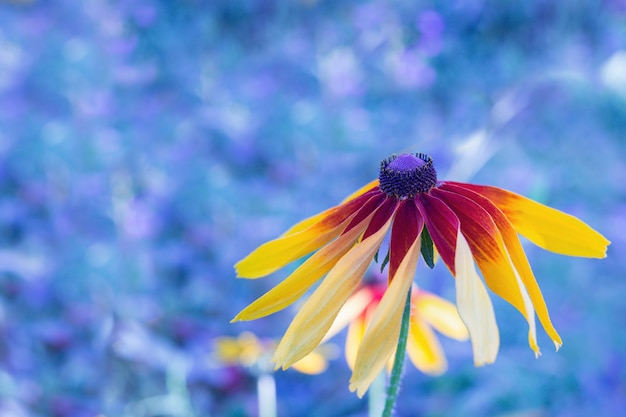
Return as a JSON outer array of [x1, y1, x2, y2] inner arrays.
[[388, 154, 427, 171], [379, 153, 437, 198]]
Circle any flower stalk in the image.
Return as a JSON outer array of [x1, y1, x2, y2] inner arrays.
[[382, 287, 412, 417]]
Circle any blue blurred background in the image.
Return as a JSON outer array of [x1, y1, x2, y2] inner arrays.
[[1, 1, 625, 416]]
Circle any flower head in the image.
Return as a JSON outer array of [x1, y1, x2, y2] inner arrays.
[[233, 153, 609, 396], [212, 331, 332, 375]]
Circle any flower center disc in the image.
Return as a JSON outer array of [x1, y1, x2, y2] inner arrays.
[[379, 153, 438, 198]]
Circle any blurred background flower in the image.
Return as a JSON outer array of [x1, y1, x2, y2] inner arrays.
[[323, 280, 469, 376], [211, 331, 335, 376], [0, 0, 624, 416]]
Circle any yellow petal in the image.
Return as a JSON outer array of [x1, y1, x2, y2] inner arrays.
[[291, 351, 329, 375], [504, 247, 540, 356], [281, 206, 336, 237], [272, 216, 393, 370], [455, 231, 499, 366], [349, 235, 420, 397], [235, 217, 351, 279], [322, 287, 374, 342], [236, 192, 379, 278], [456, 183, 610, 258], [406, 317, 447, 375], [415, 292, 469, 341], [232, 213, 374, 321]]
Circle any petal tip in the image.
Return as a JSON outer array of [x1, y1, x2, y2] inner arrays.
[[474, 357, 497, 367], [348, 381, 367, 398], [272, 356, 286, 372]]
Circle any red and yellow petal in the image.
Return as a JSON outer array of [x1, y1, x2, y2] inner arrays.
[[441, 182, 562, 349], [433, 188, 540, 355], [236, 190, 379, 278], [282, 187, 381, 237], [447, 182, 610, 258], [272, 209, 395, 371], [341, 179, 380, 204], [232, 208, 378, 322]]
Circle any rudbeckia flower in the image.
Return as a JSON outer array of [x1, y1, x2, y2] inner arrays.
[[323, 282, 469, 376], [233, 152, 609, 396], [212, 331, 332, 375]]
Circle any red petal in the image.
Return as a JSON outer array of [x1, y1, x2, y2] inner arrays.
[[361, 197, 399, 241], [343, 191, 386, 234], [439, 182, 561, 347], [389, 200, 424, 280], [432, 188, 537, 335], [415, 194, 459, 275]]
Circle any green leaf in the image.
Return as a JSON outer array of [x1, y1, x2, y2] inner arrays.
[[380, 249, 390, 273], [421, 227, 435, 269]]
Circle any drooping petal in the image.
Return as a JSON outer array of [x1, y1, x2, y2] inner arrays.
[[406, 317, 447, 375], [282, 187, 381, 237], [345, 315, 368, 370], [361, 197, 401, 241], [232, 208, 378, 322], [433, 188, 540, 355], [349, 203, 422, 397], [455, 231, 499, 366], [272, 211, 395, 371], [323, 287, 375, 343], [446, 182, 610, 258], [389, 200, 423, 280], [341, 179, 380, 203], [236, 190, 379, 278], [441, 182, 561, 349], [343, 193, 388, 234], [414, 291, 469, 341], [416, 194, 459, 274]]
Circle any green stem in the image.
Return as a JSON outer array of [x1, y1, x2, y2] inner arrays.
[[382, 287, 412, 417]]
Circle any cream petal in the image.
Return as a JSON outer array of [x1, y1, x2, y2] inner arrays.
[[349, 236, 420, 397], [455, 231, 500, 366]]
